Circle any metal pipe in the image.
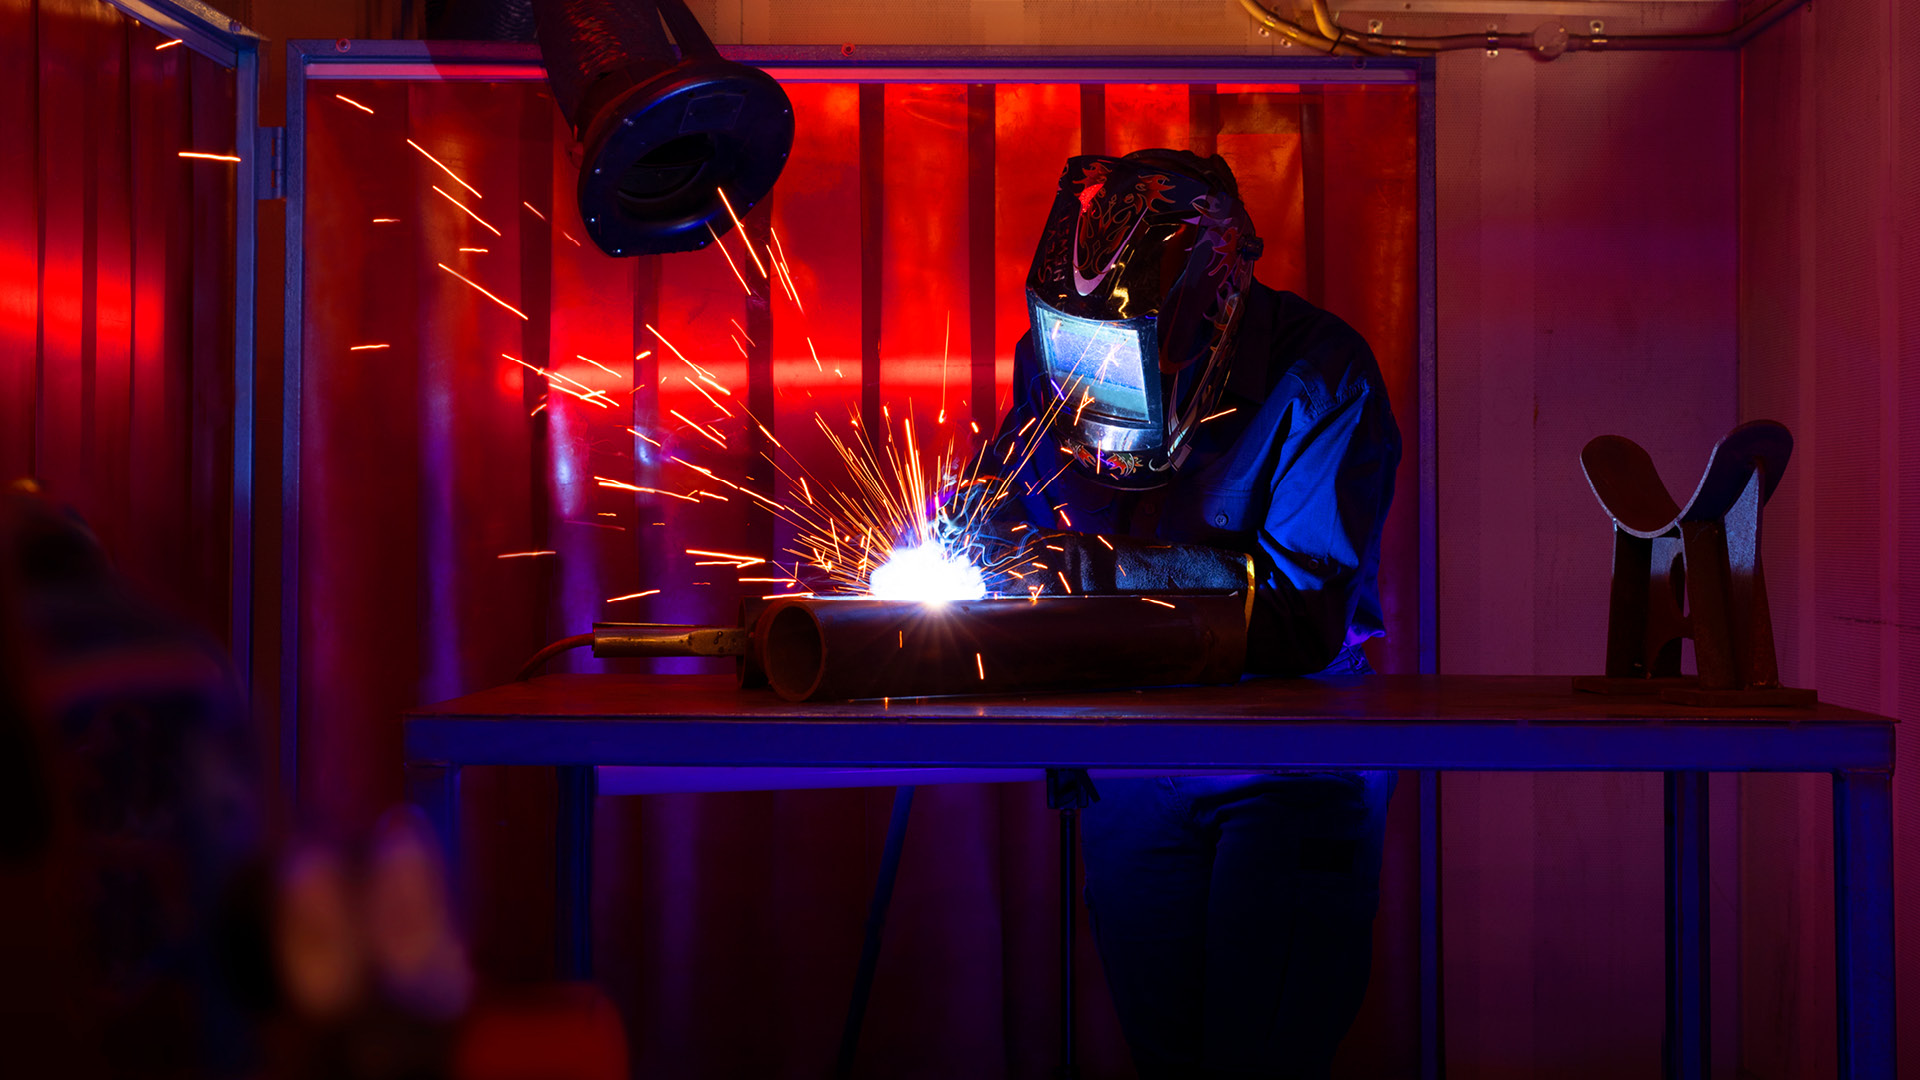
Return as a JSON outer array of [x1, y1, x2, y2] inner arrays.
[[1307, 0, 1343, 44], [1239, 0, 1805, 57], [1234, 0, 1368, 55], [759, 595, 1247, 703]]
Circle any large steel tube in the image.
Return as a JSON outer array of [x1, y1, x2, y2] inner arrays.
[[758, 595, 1247, 703]]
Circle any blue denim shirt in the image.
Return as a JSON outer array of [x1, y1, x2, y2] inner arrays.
[[992, 283, 1401, 675]]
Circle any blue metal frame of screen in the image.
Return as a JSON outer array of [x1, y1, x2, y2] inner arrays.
[[102, 0, 263, 715]]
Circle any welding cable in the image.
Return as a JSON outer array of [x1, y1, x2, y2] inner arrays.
[[514, 633, 594, 681], [1238, 0, 1806, 58], [1305, 0, 1344, 44]]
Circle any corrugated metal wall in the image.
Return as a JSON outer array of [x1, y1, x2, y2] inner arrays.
[[1436, 47, 1740, 1078], [1738, 0, 1920, 1075], [0, 0, 238, 647]]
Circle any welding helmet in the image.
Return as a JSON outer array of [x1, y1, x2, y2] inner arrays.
[[1026, 150, 1262, 488]]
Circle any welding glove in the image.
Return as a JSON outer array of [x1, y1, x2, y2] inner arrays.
[[1008, 529, 1255, 597], [933, 474, 1022, 566]]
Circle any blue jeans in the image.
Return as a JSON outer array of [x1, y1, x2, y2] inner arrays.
[[1082, 765, 1397, 1079]]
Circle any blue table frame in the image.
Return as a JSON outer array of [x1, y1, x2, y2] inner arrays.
[[403, 673, 1897, 1080]]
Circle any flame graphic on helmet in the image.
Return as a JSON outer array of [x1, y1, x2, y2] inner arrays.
[[1067, 162, 1178, 297]]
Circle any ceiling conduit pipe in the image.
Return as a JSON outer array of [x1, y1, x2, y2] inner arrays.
[[1238, 0, 1807, 58]]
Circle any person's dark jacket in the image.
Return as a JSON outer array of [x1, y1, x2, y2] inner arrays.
[[989, 282, 1401, 675]]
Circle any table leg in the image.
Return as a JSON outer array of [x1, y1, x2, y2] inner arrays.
[[836, 785, 916, 1079], [1046, 768, 1097, 1080], [1832, 770, 1896, 1080], [556, 765, 596, 980], [1419, 769, 1445, 1080], [1059, 804, 1079, 1080], [404, 761, 462, 885], [1663, 770, 1710, 1080]]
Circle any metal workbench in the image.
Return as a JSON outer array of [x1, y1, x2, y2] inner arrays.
[[404, 673, 1897, 1079]]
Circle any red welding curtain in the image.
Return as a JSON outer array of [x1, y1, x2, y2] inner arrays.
[[0, 0, 236, 645], [298, 77, 1419, 1077]]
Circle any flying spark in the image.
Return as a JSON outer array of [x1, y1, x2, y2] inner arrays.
[[503, 354, 612, 406], [669, 409, 727, 448], [497, 550, 555, 559], [714, 187, 768, 278], [432, 185, 500, 236], [706, 222, 754, 295], [334, 93, 373, 113], [178, 151, 241, 162], [579, 354, 621, 378], [438, 264, 527, 319], [606, 590, 661, 603], [408, 139, 482, 199], [683, 376, 733, 416], [938, 313, 952, 423], [595, 477, 698, 502], [686, 548, 763, 562]]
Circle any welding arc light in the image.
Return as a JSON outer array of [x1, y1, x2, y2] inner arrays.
[[868, 543, 988, 606], [527, 0, 794, 257]]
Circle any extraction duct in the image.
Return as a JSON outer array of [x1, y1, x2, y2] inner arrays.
[[431, 0, 794, 257]]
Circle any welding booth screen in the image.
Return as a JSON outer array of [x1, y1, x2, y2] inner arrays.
[[298, 75, 1420, 1071], [0, 5, 238, 646]]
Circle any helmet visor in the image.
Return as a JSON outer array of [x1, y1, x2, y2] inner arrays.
[[1029, 293, 1162, 430]]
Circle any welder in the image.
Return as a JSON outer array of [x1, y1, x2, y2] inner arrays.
[[943, 149, 1400, 1077]]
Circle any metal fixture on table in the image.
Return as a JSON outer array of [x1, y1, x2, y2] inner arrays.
[[1575, 419, 1815, 707]]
